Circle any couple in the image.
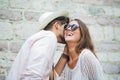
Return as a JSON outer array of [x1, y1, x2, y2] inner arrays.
[[7, 11, 104, 80]]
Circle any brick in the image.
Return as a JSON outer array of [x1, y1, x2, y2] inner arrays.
[[96, 52, 108, 62], [114, 27, 120, 41], [102, 1, 114, 6], [72, 0, 120, 6], [105, 74, 119, 80], [0, 10, 22, 21], [54, 43, 65, 64], [103, 6, 114, 16], [103, 74, 109, 80], [108, 52, 120, 62], [96, 17, 120, 26], [94, 42, 120, 52], [5, 53, 17, 68], [88, 6, 105, 16], [56, 43, 65, 51], [53, 0, 75, 11], [107, 74, 120, 80], [96, 17, 110, 26], [0, 68, 6, 74], [0, 74, 5, 80], [103, 26, 114, 42], [103, 63, 120, 74], [113, 7, 120, 17], [0, 41, 8, 52], [109, 17, 120, 26], [70, 6, 90, 17], [88, 25, 104, 42], [10, 0, 31, 9], [30, 0, 54, 11], [14, 22, 39, 39], [54, 50, 62, 65], [72, 15, 97, 25], [0, 22, 13, 40], [24, 11, 40, 21], [0, 0, 9, 9], [31, 0, 45, 10], [0, 53, 8, 68], [9, 41, 23, 53], [0, 52, 17, 68], [113, 0, 120, 7]]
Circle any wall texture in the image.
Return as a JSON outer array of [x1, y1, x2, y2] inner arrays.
[[0, 0, 120, 80]]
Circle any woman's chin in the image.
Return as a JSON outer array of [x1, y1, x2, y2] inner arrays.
[[65, 39, 73, 43]]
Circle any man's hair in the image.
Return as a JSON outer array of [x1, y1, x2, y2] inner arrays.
[[43, 16, 69, 30]]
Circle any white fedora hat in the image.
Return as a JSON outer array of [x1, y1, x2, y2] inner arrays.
[[38, 10, 69, 30]]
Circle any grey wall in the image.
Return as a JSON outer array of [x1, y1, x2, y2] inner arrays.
[[0, 0, 120, 80]]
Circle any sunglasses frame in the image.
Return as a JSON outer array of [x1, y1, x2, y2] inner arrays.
[[64, 24, 79, 31]]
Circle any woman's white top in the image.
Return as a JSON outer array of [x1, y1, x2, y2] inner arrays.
[[57, 49, 105, 80]]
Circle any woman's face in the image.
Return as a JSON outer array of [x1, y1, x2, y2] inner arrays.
[[64, 20, 81, 43]]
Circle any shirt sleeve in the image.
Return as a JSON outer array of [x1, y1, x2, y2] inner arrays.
[[82, 50, 105, 80], [21, 36, 57, 80]]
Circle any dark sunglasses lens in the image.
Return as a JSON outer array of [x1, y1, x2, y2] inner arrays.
[[64, 24, 78, 31], [64, 25, 69, 30], [71, 24, 78, 31]]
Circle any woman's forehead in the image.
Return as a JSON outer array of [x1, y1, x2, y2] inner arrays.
[[70, 20, 79, 25]]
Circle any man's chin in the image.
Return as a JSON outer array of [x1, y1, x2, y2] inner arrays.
[[58, 41, 66, 44], [59, 37, 66, 44]]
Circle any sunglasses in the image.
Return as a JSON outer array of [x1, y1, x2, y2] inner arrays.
[[64, 24, 79, 31]]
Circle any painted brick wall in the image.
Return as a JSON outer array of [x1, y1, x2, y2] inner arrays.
[[0, 0, 120, 80]]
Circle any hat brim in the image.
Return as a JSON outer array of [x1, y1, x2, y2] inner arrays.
[[39, 11, 69, 30]]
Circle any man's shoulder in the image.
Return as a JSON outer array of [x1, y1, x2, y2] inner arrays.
[[29, 30, 55, 39]]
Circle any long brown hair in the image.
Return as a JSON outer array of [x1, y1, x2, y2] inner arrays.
[[74, 19, 96, 57]]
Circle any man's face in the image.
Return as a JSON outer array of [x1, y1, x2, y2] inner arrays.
[[58, 24, 67, 44]]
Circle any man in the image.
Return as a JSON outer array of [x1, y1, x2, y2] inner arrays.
[[7, 11, 69, 80]]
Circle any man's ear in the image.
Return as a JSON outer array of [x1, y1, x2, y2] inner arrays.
[[54, 22, 59, 30]]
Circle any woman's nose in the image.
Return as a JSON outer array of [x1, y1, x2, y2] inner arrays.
[[67, 26, 72, 30]]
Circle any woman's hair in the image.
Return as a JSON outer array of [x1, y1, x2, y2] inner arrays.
[[44, 16, 69, 30], [74, 19, 96, 57]]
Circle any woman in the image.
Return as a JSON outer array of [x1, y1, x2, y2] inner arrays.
[[55, 19, 104, 80]]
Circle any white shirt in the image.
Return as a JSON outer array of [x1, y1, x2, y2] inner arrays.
[[57, 49, 105, 80], [7, 30, 57, 80]]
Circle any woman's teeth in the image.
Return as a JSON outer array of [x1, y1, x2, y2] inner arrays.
[[68, 33, 73, 36]]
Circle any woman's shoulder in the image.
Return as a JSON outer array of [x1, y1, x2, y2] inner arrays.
[[80, 49, 93, 56], [79, 49, 100, 68], [79, 49, 96, 61]]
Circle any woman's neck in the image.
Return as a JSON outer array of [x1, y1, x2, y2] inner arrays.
[[67, 42, 79, 69], [67, 42, 78, 60]]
